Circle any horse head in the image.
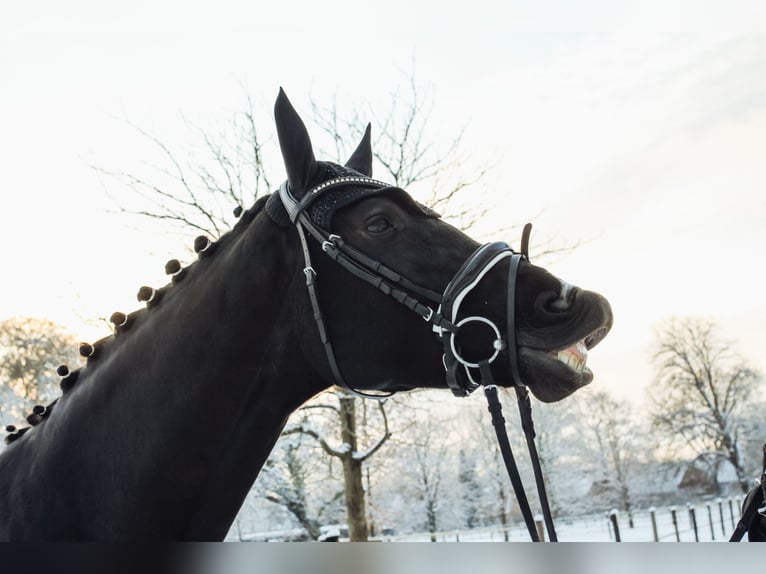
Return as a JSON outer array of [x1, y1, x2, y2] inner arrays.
[[270, 89, 613, 403]]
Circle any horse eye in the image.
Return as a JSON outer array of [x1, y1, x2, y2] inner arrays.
[[366, 215, 393, 235]]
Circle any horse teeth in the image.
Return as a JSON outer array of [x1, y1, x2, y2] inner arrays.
[[553, 338, 588, 373]]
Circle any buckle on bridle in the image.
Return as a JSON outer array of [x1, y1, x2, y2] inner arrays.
[[322, 234, 342, 252]]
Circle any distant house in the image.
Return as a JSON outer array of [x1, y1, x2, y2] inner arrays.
[[585, 461, 683, 508], [584, 455, 742, 511], [677, 453, 741, 497]]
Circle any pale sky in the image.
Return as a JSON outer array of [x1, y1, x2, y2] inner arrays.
[[1, 1, 765, 405]]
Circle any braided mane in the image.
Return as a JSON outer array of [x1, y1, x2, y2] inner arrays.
[[4, 196, 269, 446]]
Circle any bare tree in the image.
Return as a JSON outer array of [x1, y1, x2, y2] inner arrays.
[[283, 391, 391, 541], [379, 397, 454, 541], [457, 448, 481, 529], [311, 74, 492, 234], [252, 432, 344, 540], [95, 93, 272, 239], [310, 73, 587, 256], [578, 391, 643, 527], [650, 317, 762, 493], [412, 427, 449, 542]]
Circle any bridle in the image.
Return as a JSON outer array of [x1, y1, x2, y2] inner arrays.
[[274, 174, 557, 541]]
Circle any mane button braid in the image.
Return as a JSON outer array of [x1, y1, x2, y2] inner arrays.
[[79, 342, 96, 358], [27, 410, 43, 426], [26, 403, 55, 426], [110, 311, 129, 333], [57, 365, 80, 392], [4, 426, 29, 445], [193, 235, 215, 258], [136, 285, 158, 306], [165, 259, 186, 283]]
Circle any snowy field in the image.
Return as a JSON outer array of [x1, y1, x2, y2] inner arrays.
[[220, 500, 757, 574], [232, 497, 747, 543]]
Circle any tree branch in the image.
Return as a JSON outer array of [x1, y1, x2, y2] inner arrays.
[[282, 424, 348, 458], [357, 401, 391, 463]]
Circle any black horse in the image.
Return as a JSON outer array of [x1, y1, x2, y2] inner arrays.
[[0, 90, 613, 541]]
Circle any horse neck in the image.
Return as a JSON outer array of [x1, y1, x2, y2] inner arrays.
[[2, 210, 324, 540]]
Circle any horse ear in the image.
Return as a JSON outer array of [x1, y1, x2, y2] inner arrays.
[[274, 88, 317, 193], [344, 123, 373, 177]]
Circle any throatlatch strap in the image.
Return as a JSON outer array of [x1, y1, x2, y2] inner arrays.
[[296, 223, 393, 400]]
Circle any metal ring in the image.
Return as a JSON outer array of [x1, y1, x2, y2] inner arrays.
[[449, 316, 504, 369]]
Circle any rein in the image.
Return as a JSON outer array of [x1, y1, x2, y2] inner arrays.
[[276, 176, 557, 540]]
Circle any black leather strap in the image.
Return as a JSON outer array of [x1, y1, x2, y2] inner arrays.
[[326, 235, 444, 303], [440, 242, 510, 321], [481, 371, 540, 542], [298, 215, 455, 334], [515, 385, 558, 541], [506, 253, 525, 387], [296, 223, 394, 400]]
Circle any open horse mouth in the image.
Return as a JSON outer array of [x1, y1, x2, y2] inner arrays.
[[546, 324, 610, 375], [520, 319, 612, 402]]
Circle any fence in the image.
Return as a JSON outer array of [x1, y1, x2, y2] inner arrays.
[[371, 496, 747, 542], [604, 496, 746, 542]]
